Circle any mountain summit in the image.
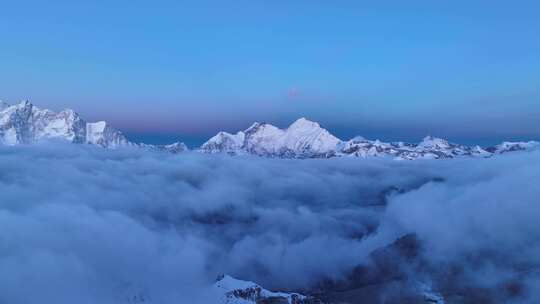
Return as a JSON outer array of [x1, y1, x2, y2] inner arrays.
[[0, 100, 186, 153], [0, 100, 129, 147], [1, 101, 538, 160], [201, 117, 341, 157], [201, 118, 539, 160]]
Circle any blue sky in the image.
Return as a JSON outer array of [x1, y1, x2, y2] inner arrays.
[[1, 1, 539, 146]]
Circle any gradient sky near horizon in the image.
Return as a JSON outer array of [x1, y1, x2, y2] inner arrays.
[[1, 1, 539, 146]]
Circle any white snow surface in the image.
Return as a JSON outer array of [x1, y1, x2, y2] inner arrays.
[[201, 131, 246, 153], [214, 274, 307, 304], [0, 100, 186, 150], [417, 282, 446, 304], [202, 118, 537, 160], [86, 121, 130, 148], [490, 141, 540, 154], [0, 100, 125, 147], [202, 117, 341, 157], [2, 100, 538, 160]]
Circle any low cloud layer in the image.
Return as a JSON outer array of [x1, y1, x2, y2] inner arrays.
[[1, 143, 539, 303]]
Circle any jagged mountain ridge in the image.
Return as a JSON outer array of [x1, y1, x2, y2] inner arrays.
[[214, 274, 315, 304], [1, 100, 538, 159], [0, 100, 130, 147], [200, 118, 539, 160], [201, 118, 340, 158], [0, 100, 187, 153]]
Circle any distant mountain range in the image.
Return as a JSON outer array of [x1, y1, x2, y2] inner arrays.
[[0, 100, 187, 153], [1, 100, 538, 160]]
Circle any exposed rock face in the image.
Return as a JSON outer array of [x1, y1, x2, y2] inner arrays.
[[309, 234, 438, 304], [201, 131, 246, 154], [159, 142, 188, 153], [214, 274, 319, 304], [0, 100, 130, 148], [201, 118, 341, 158], [0, 100, 188, 151], [86, 121, 130, 148], [305, 233, 537, 304], [211, 235, 444, 304], [2, 100, 538, 159], [201, 119, 538, 160], [486, 141, 540, 154], [339, 135, 494, 160]]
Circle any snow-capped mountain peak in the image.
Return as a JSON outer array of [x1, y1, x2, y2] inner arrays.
[[487, 141, 540, 154], [281, 117, 341, 155], [243, 122, 285, 155], [288, 117, 320, 130], [418, 135, 450, 149], [200, 118, 539, 159], [245, 122, 284, 138], [2, 100, 539, 160], [200, 131, 246, 153], [201, 117, 341, 157], [85, 121, 130, 148], [8, 99, 30, 109], [0, 100, 185, 150], [244, 122, 263, 133], [214, 274, 309, 304], [161, 141, 188, 153]]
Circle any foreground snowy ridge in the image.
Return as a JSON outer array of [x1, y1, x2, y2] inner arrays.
[[1, 100, 538, 159], [214, 274, 314, 304]]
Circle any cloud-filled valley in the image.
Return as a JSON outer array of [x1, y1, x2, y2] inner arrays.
[[1, 143, 539, 303]]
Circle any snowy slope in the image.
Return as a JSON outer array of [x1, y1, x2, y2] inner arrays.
[[200, 131, 246, 154], [86, 121, 130, 148], [0, 100, 128, 147], [201, 118, 536, 160], [2, 100, 538, 159], [0, 100, 186, 151], [138, 141, 189, 154], [487, 141, 540, 154], [278, 118, 340, 156], [340, 135, 493, 160], [201, 117, 341, 157], [214, 274, 310, 304]]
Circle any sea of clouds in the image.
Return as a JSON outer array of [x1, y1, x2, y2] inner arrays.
[[0, 143, 539, 303]]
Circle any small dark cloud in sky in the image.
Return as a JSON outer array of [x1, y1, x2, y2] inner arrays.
[[287, 87, 301, 99]]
